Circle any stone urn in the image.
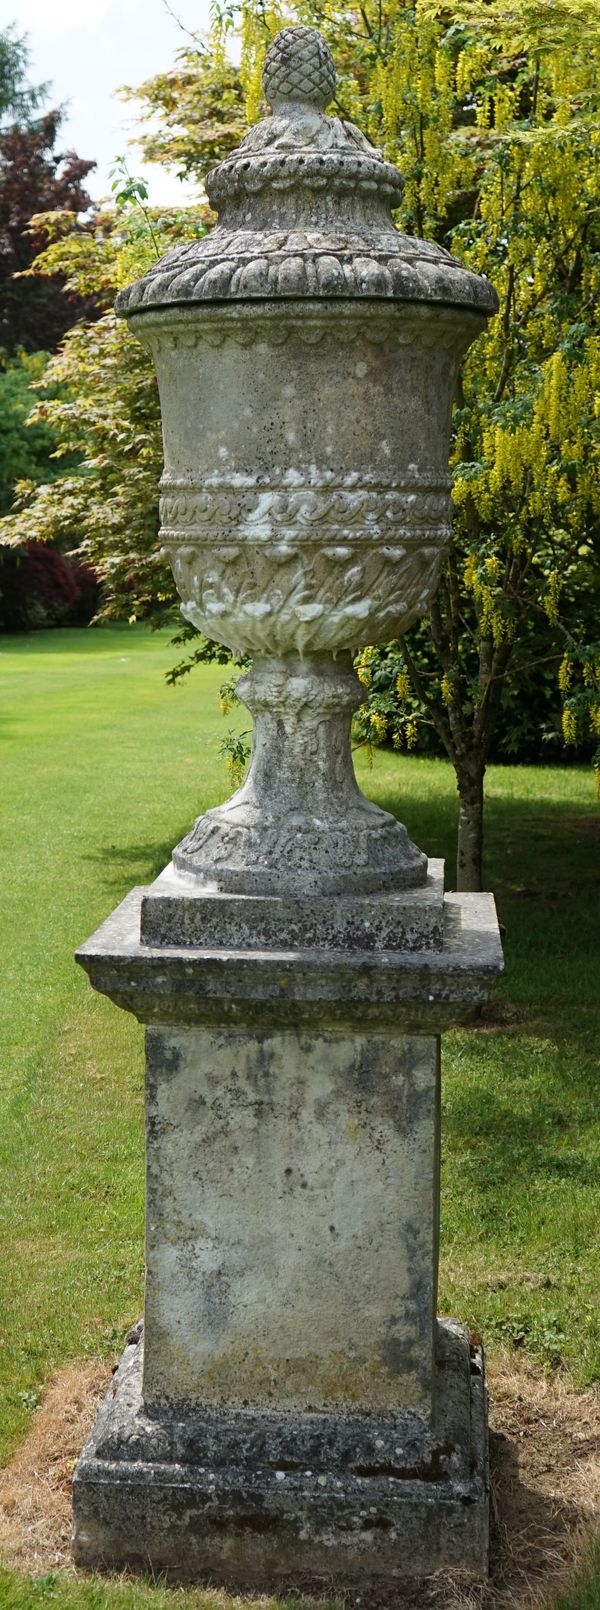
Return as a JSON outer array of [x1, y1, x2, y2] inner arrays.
[[115, 23, 497, 904]]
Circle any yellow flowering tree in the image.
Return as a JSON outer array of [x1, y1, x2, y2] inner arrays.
[[229, 0, 600, 889]]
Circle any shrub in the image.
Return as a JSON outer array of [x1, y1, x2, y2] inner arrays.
[[0, 540, 97, 631]]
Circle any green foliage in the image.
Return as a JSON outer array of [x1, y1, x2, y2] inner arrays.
[[0, 307, 164, 619], [558, 642, 600, 788], [121, 41, 245, 177], [164, 618, 242, 683], [0, 349, 58, 513], [220, 724, 252, 785], [354, 643, 422, 753], [0, 24, 47, 128], [354, 617, 593, 766], [0, 198, 209, 619], [108, 156, 162, 259]]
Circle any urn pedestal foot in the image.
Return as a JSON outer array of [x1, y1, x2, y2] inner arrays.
[[172, 654, 427, 897], [72, 1319, 489, 1589]]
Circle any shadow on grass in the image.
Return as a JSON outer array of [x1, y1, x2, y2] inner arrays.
[[374, 784, 599, 894], [371, 788, 457, 872], [443, 1057, 600, 1185], [487, 1424, 598, 1607], [82, 829, 192, 895]]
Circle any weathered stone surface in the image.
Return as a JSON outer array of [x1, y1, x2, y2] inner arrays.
[[140, 858, 445, 951], [263, 25, 337, 112], [142, 1025, 440, 1411], [171, 656, 427, 896], [112, 27, 496, 897], [73, 24, 502, 1589], [133, 302, 481, 662], [72, 1318, 489, 1587], [75, 859, 501, 1589], [76, 878, 503, 1033]]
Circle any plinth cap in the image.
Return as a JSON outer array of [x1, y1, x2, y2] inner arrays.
[[115, 25, 497, 319]]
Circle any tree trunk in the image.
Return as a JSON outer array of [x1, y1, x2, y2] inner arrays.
[[456, 764, 485, 892]]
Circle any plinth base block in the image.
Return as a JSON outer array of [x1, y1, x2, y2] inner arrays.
[[140, 858, 445, 954], [73, 1318, 489, 1588]]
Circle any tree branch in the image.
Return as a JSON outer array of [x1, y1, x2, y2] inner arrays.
[[493, 262, 515, 404], [401, 638, 454, 755]]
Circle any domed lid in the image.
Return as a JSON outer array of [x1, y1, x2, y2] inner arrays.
[[116, 25, 497, 318]]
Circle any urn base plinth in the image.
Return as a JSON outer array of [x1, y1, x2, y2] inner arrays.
[[171, 655, 427, 897], [141, 857, 445, 952], [72, 1318, 489, 1589]]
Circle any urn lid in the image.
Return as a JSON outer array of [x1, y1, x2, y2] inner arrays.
[[116, 25, 497, 318]]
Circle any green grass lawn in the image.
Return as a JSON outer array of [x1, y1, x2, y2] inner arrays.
[[0, 624, 599, 1610]]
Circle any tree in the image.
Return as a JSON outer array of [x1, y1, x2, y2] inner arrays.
[[230, 0, 600, 889], [0, 349, 60, 513], [0, 28, 99, 526], [0, 199, 208, 618], [1, 2, 599, 888], [0, 105, 96, 353], [0, 22, 96, 354], [0, 539, 96, 631], [122, 39, 245, 176], [0, 25, 47, 129]]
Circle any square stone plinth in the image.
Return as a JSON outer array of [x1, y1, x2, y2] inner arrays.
[[75, 880, 503, 1035], [74, 876, 501, 1589], [73, 1318, 488, 1588], [143, 1026, 440, 1413]]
